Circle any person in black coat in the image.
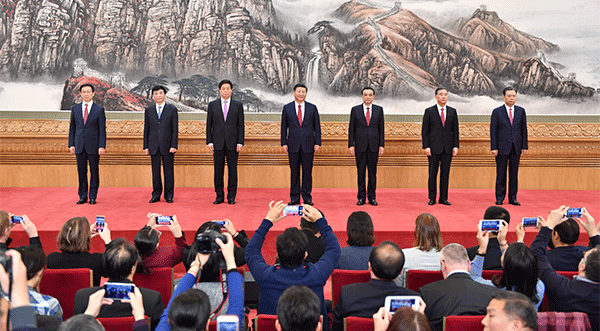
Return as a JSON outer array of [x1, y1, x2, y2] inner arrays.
[[143, 85, 178, 203]]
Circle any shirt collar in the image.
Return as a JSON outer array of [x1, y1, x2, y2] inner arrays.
[[156, 103, 166, 109], [295, 101, 305, 110], [447, 270, 470, 277]]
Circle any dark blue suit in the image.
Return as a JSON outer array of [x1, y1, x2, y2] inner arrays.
[[281, 101, 321, 203], [490, 105, 527, 202], [68, 102, 106, 200]]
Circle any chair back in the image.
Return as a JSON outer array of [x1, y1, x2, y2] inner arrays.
[[537, 311, 591, 331], [443, 315, 485, 331], [331, 269, 371, 306], [39, 268, 93, 319], [344, 316, 374, 331], [133, 267, 173, 308], [538, 271, 577, 312], [481, 270, 502, 280], [405, 270, 444, 292], [97, 315, 148, 331], [254, 314, 278, 331]]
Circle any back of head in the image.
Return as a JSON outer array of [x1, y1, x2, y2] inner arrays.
[[277, 285, 320, 331], [187, 222, 225, 281], [387, 307, 431, 331], [440, 243, 469, 273], [36, 314, 63, 331], [584, 246, 600, 282], [134, 226, 160, 257], [498, 243, 539, 303], [57, 217, 91, 253], [300, 218, 320, 235], [554, 218, 580, 245], [483, 206, 510, 223], [14, 245, 47, 280], [276, 228, 308, 269], [414, 213, 443, 252], [346, 211, 375, 247], [369, 241, 405, 280], [103, 237, 139, 280], [168, 289, 211, 331], [59, 314, 104, 331], [491, 291, 537, 330], [0, 211, 9, 237]]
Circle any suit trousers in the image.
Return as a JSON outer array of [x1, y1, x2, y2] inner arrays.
[[355, 151, 379, 201], [76, 150, 100, 200], [213, 148, 239, 201], [427, 152, 452, 201], [150, 152, 175, 200], [495, 144, 520, 202], [288, 150, 314, 202]]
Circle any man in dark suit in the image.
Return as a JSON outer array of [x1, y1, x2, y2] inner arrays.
[[143, 85, 178, 203], [206, 79, 245, 205], [73, 238, 164, 330], [348, 87, 384, 206], [421, 87, 459, 206], [281, 83, 321, 205], [490, 87, 527, 206], [332, 241, 419, 331], [68, 83, 106, 205], [418, 243, 500, 331]]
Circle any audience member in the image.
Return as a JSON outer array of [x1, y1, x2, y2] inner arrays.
[[246, 201, 340, 330], [0, 212, 42, 249], [73, 237, 164, 329], [467, 206, 510, 270], [396, 213, 443, 286], [47, 217, 111, 286], [481, 291, 536, 331], [470, 228, 544, 309], [14, 245, 63, 318], [300, 218, 326, 263], [135, 213, 186, 269], [418, 243, 500, 331], [332, 241, 419, 331], [531, 206, 599, 331], [336, 211, 375, 270], [373, 306, 431, 331], [58, 315, 104, 331], [35, 315, 62, 331], [276, 285, 322, 331]]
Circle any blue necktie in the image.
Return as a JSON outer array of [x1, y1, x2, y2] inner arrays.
[[158, 106, 162, 119]]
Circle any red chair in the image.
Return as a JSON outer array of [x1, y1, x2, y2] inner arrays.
[[481, 270, 502, 280], [254, 314, 278, 331], [97, 315, 148, 331], [331, 269, 371, 306], [537, 311, 591, 331], [208, 321, 217, 331], [39, 268, 93, 319], [133, 267, 173, 308], [443, 315, 485, 331], [405, 270, 444, 292], [344, 316, 374, 331], [538, 271, 577, 312]]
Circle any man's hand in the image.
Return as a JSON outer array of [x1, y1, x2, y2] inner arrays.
[[301, 205, 323, 223], [215, 233, 236, 270], [69, 146, 76, 154], [515, 223, 525, 243], [236, 145, 243, 153], [146, 213, 159, 228], [349, 146, 355, 156], [314, 145, 320, 153], [84, 289, 113, 317], [379, 146, 384, 156], [144, 149, 149, 155], [476, 230, 489, 254], [577, 207, 598, 237], [282, 145, 288, 153], [0, 250, 29, 308], [265, 201, 286, 223], [168, 215, 183, 238], [452, 148, 458, 157], [545, 206, 569, 230], [497, 220, 509, 245], [208, 144, 214, 153], [98, 148, 105, 156], [491, 150, 498, 156], [126, 287, 145, 321], [373, 307, 391, 331], [424, 147, 431, 156], [169, 148, 177, 153], [20, 215, 38, 238], [521, 149, 527, 155], [223, 220, 237, 236]]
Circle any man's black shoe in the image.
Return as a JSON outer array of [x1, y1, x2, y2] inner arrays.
[[76, 198, 87, 205], [357, 199, 366, 206], [89, 199, 97, 205], [368, 200, 378, 206], [428, 200, 436, 205], [288, 200, 300, 205], [439, 200, 451, 206], [149, 197, 160, 203], [166, 199, 174, 203], [509, 200, 521, 206], [495, 200, 503, 205], [304, 201, 314, 206], [213, 199, 224, 205], [228, 200, 235, 205]]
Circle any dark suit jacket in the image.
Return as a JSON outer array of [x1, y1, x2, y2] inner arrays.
[[73, 280, 164, 330], [490, 105, 527, 155], [68, 103, 106, 154], [143, 104, 178, 155], [206, 98, 244, 150], [348, 104, 384, 152], [281, 101, 321, 153], [418, 272, 500, 331], [421, 105, 459, 154], [332, 279, 418, 331], [467, 238, 503, 270]]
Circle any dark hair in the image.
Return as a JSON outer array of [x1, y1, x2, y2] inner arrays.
[[134, 226, 160, 257], [0, 211, 10, 236], [277, 285, 320, 331], [483, 206, 510, 235], [293, 83, 308, 92], [414, 213, 443, 252], [554, 218, 579, 245], [151, 85, 167, 94], [14, 245, 46, 280], [584, 246, 600, 282], [58, 314, 104, 331], [494, 243, 539, 304], [300, 219, 319, 235], [503, 86, 517, 96], [491, 291, 537, 330], [387, 307, 431, 331], [103, 237, 140, 280], [362, 87, 375, 95], [434, 87, 447, 96], [369, 241, 405, 280], [187, 222, 225, 282], [57, 217, 91, 253], [276, 228, 308, 269], [168, 289, 211, 331], [36, 314, 63, 331], [219, 79, 233, 89], [346, 211, 375, 246], [79, 83, 95, 92]]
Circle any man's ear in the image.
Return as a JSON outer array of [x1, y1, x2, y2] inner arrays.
[[275, 319, 282, 331], [368, 262, 372, 271]]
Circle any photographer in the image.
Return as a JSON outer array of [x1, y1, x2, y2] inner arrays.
[[0, 212, 42, 249], [135, 213, 186, 269]]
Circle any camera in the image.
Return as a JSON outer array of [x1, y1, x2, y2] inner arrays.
[[196, 230, 228, 254]]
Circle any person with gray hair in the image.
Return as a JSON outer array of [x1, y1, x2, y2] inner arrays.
[[418, 243, 500, 331], [481, 291, 536, 331]]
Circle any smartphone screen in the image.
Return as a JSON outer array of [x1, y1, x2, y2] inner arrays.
[[10, 216, 23, 224], [95, 216, 105, 232], [212, 220, 228, 227], [388, 298, 416, 313], [156, 215, 173, 226], [104, 282, 134, 300], [522, 217, 539, 227], [217, 315, 239, 331], [565, 208, 583, 218], [283, 206, 304, 217], [479, 220, 501, 232]]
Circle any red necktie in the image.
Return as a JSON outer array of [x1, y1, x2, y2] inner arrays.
[[440, 107, 445, 126], [84, 103, 89, 124], [298, 104, 302, 126], [509, 108, 513, 125], [366, 107, 371, 126]]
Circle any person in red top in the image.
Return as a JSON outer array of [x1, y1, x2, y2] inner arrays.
[[134, 213, 186, 269]]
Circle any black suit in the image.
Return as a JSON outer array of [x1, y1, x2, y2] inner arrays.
[[68, 102, 106, 200], [206, 98, 244, 201], [143, 103, 178, 201], [348, 104, 385, 201], [281, 101, 321, 203], [421, 105, 459, 202], [418, 272, 500, 331], [490, 104, 527, 202]]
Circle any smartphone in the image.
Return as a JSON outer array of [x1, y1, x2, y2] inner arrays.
[[156, 215, 173, 226], [104, 282, 135, 300], [478, 219, 502, 232], [10, 216, 23, 224], [95, 215, 105, 232], [212, 220, 228, 227], [522, 217, 539, 228], [216, 315, 239, 331], [384, 296, 423, 314], [283, 206, 304, 217], [565, 208, 583, 218]]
